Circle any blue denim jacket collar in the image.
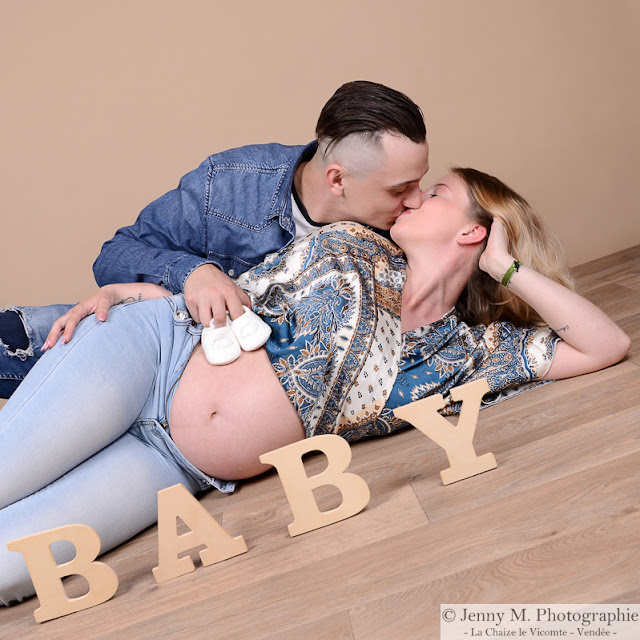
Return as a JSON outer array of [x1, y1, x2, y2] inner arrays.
[[272, 140, 318, 231]]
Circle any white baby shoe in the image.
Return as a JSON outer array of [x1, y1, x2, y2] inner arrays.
[[201, 317, 242, 365], [230, 306, 272, 351]]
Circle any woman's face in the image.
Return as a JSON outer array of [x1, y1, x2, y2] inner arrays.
[[389, 172, 473, 251]]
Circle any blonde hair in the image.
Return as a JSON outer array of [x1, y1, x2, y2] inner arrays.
[[452, 167, 576, 326]]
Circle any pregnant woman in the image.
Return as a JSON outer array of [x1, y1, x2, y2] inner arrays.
[[0, 167, 629, 605]]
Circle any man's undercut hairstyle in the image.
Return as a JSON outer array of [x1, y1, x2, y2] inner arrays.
[[315, 80, 426, 157]]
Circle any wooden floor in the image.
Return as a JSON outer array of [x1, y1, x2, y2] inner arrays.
[[2, 245, 639, 640]]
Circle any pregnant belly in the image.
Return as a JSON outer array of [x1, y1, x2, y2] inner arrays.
[[169, 343, 305, 480]]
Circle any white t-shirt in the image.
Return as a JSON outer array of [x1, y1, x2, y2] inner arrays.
[[291, 194, 323, 240]]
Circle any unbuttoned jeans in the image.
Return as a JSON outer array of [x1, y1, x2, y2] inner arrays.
[[0, 295, 234, 606]]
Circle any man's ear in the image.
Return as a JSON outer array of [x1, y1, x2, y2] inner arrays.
[[458, 224, 488, 245], [325, 164, 345, 195]]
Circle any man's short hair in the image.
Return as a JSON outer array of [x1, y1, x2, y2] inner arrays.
[[315, 80, 426, 157]]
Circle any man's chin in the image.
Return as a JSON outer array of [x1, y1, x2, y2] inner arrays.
[[381, 214, 404, 230], [388, 214, 405, 228]]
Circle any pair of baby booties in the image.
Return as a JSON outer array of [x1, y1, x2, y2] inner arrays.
[[201, 306, 272, 365]]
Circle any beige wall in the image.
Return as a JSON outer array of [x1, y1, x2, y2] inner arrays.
[[1, 0, 639, 307]]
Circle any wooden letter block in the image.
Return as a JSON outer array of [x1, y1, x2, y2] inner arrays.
[[393, 378, 497, 485], [6, 524, 118, 623], [259, 434, 370, 537], [152, 483, 247, 584]]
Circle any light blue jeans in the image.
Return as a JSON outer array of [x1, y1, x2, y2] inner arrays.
[[0, 295, 235, 606]]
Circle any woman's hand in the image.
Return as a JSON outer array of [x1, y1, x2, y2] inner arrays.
[[42, 283, 171, 350], [478, 219, 515, 282], [477, 223, 631, 378]]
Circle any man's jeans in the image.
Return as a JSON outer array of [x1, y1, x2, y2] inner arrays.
[[0, 304, 74, 398], [0, 295, 234, 605]]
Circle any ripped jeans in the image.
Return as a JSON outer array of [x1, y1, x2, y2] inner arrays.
[[0, 304, 74, 398], [0, 295, 235, 606]]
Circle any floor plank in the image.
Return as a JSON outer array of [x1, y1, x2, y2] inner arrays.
[[349, 509, 640, 640]]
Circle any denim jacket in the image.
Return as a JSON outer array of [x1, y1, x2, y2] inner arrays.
[[93, 141, 317, 293]]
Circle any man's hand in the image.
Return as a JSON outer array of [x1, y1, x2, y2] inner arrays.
[[183, 264, 251, 328]]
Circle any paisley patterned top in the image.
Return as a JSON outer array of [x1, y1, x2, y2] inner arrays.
[[237, 222, 558, 443]]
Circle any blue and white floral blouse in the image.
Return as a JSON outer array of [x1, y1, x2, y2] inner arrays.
[[237, 222, 559, 444]]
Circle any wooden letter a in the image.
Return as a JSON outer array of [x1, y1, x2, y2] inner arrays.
[[152, 483, 247, 584]]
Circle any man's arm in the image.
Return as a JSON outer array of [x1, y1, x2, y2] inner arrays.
[[92, 157, 249, 327], [92, 158, 213, 293]]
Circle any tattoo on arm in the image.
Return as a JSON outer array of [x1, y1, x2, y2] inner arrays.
[[555, 324, 569, 333], [117, 293, 143, 305]]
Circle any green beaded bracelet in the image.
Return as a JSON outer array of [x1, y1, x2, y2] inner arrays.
[[501, 260, 521, 287]]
